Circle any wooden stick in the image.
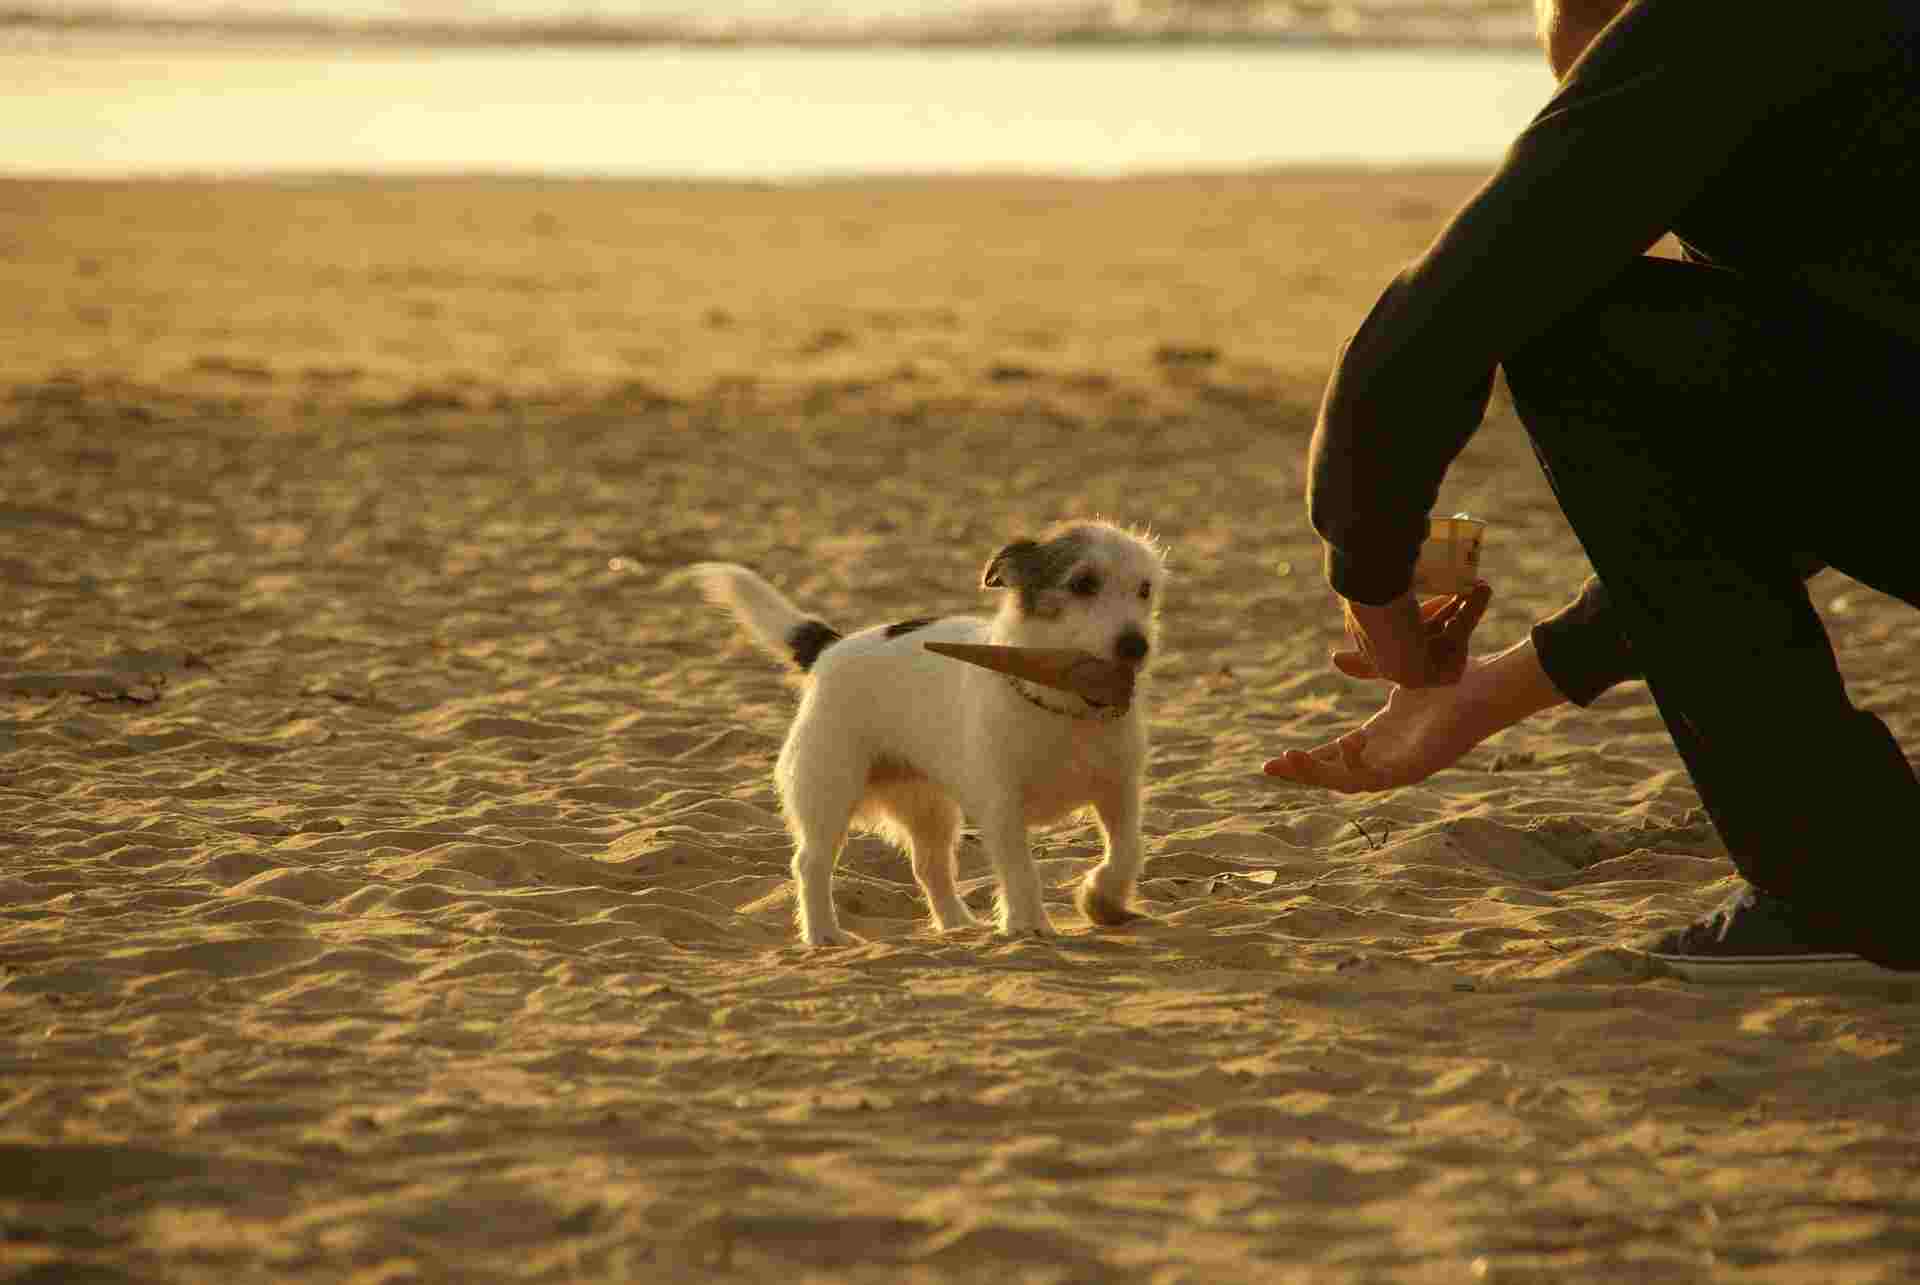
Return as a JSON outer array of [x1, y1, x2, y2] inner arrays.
[[923, 642, 1135, 710]]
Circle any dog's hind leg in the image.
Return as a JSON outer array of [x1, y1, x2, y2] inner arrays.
[[889, 788, 976, 932], [777, 736, 865, 948]]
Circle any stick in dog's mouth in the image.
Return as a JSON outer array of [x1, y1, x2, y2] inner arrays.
[[923, 642, 1136, 710]]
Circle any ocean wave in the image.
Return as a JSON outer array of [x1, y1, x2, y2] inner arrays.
[[1, 2, 1540, 50]]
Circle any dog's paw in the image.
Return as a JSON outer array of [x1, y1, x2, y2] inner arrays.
[[801, 926, 862, 948], [931, 904, 982, 932], [1077, 879, 1150, 928]]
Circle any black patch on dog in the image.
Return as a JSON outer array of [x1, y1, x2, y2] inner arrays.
[[984, 530, 1093, 616], [883, 617, 938, 639], [981, 540, 1040, 589], [786, 619, 843, 672]]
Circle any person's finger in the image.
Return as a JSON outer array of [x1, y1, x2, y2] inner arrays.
[[1263, 748, 1365, 793], [1264, 749, 1309, 778], [1423, 580, 1491, 629], [1265, 738, 1349, 777], [1331, 649, 1377, 679], [1307, 739, 1349, 771], [1264, 749, 1320, 780], [1343, 613, 1370, 658], [1424, 595, 1463, 635], [1338, 729, 1370, 770], [1327, 733, 1384, 791], [1439, 580, 1493, 642]]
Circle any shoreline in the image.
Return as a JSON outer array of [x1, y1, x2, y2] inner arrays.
[[5, 8, 1541, 53], [1, 161, 1496, 186], [0, 42, 1555, 182]]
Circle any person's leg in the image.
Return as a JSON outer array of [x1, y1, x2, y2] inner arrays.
[[1504, 256, 1920, 970]]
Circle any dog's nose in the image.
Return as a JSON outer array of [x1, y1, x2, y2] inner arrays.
[[1114, 630, 1149, 664]]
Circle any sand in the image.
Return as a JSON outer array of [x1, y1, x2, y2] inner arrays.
[[3, 171, 1917, 1283]]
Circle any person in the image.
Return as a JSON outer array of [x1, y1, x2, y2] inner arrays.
[[1266, 0, 1920, 978]]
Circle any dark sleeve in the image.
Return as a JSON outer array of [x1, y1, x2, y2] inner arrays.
[[1531, 576, 1637, 708], [1531, 555, 1830, 707], [1307, 0, 1870, 604]]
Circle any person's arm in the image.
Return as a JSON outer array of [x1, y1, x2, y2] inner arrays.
[[1309, 0, 1868, 609], [1264, 631, 1567, 791], [1532, 551, 1827, 707], [1531, 575, 1638, 707], [1269, 551, 1833, 791]]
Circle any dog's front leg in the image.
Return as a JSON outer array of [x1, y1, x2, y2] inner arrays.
[[978, 805, 1054, 937], [1079, 779, 1150, 927]]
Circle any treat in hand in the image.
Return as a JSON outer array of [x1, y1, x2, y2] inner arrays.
[[1337, 515, 1492, 687], [924, 642, 1136, 709], [1412, 513, 1487, 596]]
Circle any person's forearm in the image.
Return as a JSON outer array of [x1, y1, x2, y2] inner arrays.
[[1309, 0, 1857, 606], [1459, 634, 1570, 745]]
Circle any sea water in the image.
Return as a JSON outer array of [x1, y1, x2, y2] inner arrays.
[[1, 2, 1553, 180]]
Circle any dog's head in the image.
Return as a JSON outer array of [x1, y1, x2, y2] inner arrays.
[[982, 520, 1166, 668]]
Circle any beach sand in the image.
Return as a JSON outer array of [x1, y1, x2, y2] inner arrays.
[[3, 172, 1917, 1282]]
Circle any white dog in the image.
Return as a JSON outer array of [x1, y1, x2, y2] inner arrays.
[[689, 520, 1164, 946]]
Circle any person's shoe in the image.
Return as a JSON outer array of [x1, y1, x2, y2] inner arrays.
[[1642, 883, 1890, 982]]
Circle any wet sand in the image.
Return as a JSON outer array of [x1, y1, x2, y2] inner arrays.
[[3, 172, 1917, 1282]]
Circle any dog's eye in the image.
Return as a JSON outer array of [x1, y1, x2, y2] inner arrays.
[[1067, 571, 1100, 597], [1137, 581, 1152, 601]]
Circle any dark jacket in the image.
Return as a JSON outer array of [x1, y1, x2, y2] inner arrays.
[[1308, 0, 1920, 632]]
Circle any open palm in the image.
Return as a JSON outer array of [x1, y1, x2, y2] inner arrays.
[[1265, 583, 1496, 793], [1263, 679, 1491, 793]]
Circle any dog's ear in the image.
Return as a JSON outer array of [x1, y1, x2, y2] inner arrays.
[[982, 540, 1040, 589]]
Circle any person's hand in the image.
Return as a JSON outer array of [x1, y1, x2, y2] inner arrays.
[[1264, 606, 1575, 794], [1262, 677, 1491, 792], [1338, 581, 1491, 688]]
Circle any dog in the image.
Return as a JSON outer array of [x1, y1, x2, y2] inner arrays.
[[688, 519, 1164, 946]]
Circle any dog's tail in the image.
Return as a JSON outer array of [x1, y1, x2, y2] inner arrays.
[[687, 563, 843, 673]]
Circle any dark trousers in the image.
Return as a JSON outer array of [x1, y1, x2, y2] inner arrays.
[[1505, 256, 1920, 969]]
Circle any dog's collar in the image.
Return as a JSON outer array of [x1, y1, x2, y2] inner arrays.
[[1005, 674, 1126, 722]]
